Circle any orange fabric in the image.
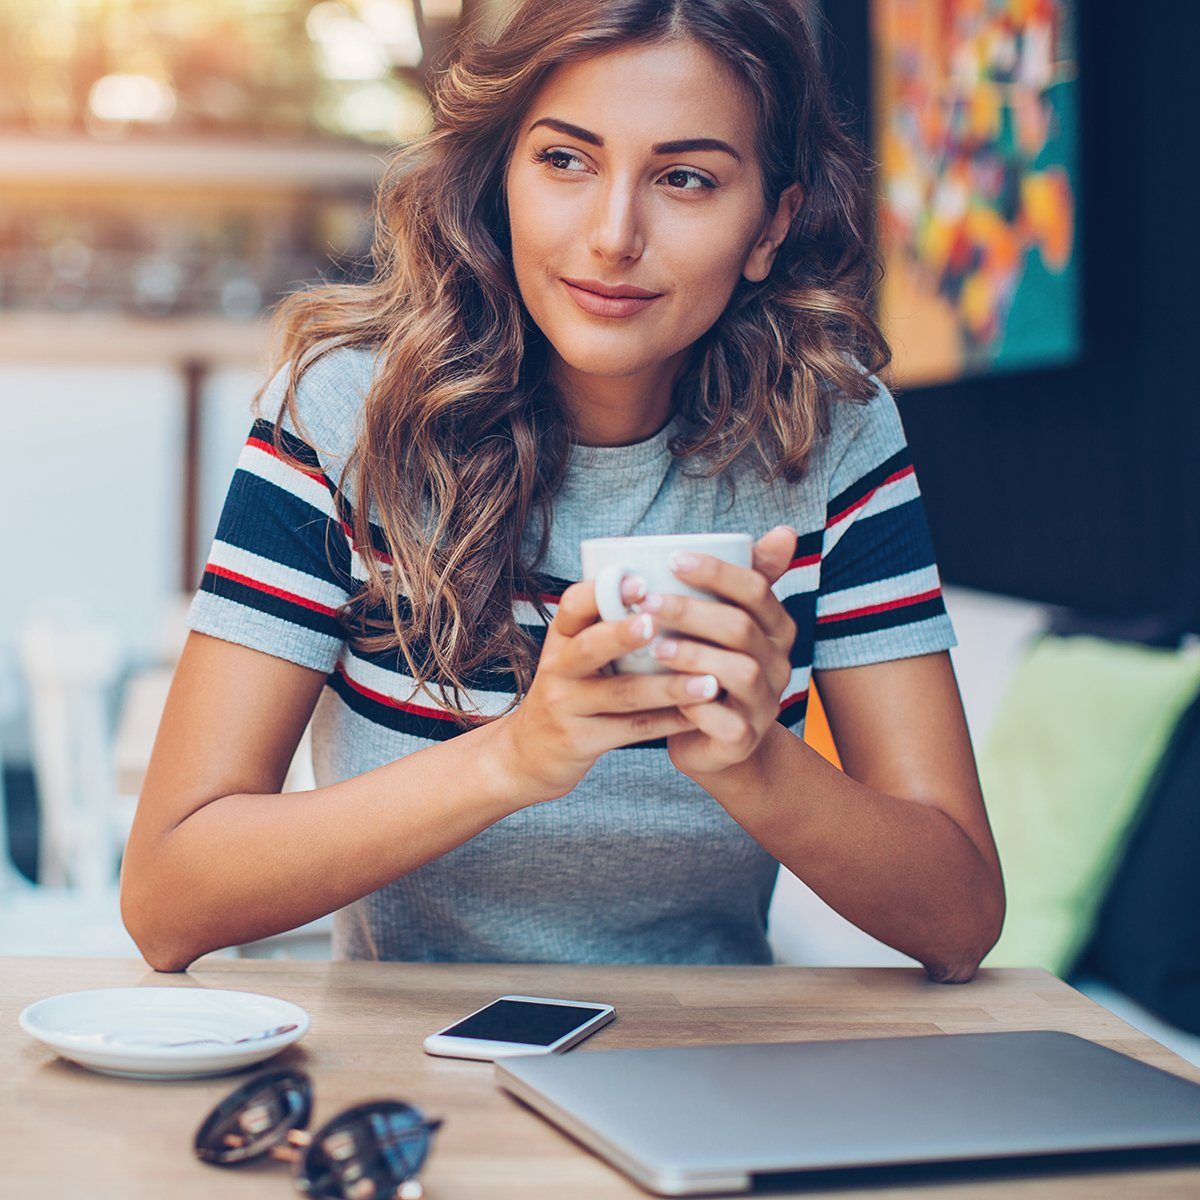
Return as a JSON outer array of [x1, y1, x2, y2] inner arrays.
[[803, 681, 842, 770]]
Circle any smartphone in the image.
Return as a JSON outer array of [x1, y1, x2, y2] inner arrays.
[[422, 994, 616, 1061]]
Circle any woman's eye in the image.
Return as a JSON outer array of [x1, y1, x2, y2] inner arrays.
[[534, 148, 587, 173], [532, 149, 715, 191], [661, 168, 716, 191]]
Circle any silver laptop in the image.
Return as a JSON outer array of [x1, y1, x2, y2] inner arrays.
[[495, 1031, 1200, 1195]]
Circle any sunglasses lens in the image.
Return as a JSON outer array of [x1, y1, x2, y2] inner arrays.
[[298, 1101, 439, 1199], [194, 1068, 312, 1166]]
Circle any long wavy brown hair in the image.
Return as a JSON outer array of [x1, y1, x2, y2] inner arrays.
[[259, 0, 890, 726]]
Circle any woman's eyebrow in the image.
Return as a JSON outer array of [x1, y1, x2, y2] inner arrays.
[[654, 136, 742, 162], [527, 117, 743, 163], [528, 117, 603, 146]]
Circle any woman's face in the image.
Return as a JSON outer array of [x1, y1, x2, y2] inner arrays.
[[504, 37, 800, 382]]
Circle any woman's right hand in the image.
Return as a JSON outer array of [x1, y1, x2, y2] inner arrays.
[[489, 577, 719, 804]]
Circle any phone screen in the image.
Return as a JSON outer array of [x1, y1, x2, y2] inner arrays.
[[441, 999, 606, 1046]]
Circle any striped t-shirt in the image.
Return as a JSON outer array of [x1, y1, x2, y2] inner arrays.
[[187, 346, 957, 964]]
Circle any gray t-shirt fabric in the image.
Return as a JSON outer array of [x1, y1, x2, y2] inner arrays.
[[187, 346, 957, 963]]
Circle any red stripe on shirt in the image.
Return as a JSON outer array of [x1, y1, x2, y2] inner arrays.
[[246, 435, 331, 487], [339, 517, 393, 567], [206, 564, 340, 617], [334, 663, 480, 722], [816, 586, 943, 625], [826, 464, 915, 530], [786, 552, 821, 571], [246, 434, 394, 568]]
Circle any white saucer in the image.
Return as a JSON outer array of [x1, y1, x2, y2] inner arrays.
[[19, 987, 310, 1080]]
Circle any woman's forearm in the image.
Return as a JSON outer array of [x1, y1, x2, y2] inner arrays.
[[121, 719, 524, 971], [689, 724, 1005, 981]]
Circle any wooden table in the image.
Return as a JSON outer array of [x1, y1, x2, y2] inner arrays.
[[5, 958, 1200, 1198]]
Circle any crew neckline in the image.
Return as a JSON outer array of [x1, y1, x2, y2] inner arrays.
[[567, 410, 687, 471]]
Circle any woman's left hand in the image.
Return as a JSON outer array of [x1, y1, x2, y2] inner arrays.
[[646, 525, 799, 779]]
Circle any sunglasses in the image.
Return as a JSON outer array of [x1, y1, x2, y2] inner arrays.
[[193, 1067, 443, 1200]]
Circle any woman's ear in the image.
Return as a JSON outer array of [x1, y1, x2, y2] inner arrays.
[[743, 183, 804, 283]]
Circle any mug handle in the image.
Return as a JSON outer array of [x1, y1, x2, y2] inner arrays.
[[593, 561, 641, 623]]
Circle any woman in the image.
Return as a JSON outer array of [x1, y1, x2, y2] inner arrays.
[[121, 0, 1004, 978]]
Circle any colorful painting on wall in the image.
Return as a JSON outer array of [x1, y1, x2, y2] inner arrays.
[[872, 0, 1079, 385]]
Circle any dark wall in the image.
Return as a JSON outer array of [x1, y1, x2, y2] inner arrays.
[[823, 1, 1200, 627]]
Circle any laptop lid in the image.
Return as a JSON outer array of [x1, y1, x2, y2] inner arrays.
[[494, 1031, 1200, 1196]]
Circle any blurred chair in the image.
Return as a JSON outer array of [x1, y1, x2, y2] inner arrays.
[[17, 611, 125, 891], [2, 609, 142, 956], [0, 646, 32, 895]]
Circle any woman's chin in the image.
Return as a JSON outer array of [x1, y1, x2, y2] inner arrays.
[[551, 343, 665, 379]]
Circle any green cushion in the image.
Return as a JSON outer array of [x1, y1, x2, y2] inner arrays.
[[980, 634, 1200, 975]]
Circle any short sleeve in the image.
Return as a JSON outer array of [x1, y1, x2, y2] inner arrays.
[[185, 368, 355, 674], [812, 379, 958, 670]]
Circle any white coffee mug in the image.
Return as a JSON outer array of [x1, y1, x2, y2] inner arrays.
[[580, 532, 753, 674]]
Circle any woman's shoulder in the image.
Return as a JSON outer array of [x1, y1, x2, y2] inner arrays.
[[691, 374, 902, 543], [258, 343, 380, 473], [721, 372, 899, 491], [813, 372, 907, 486]]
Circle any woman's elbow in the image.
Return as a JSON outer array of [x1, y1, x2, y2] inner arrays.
[[119, 874, 199, 973], [141, 944, 196, 974], [924, 886, 1005, 985], [124, 922, 195, 973], [924, 956, 983, 985]]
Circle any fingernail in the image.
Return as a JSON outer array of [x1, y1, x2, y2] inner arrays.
[[621, 574, 647, 603], [776, 524, 797, 537], [632, 613, 654, 641], [669, 552, 698, 572], [650, 637, 678, 659], [686, 674, 719, 698], [641, 592, 664, 613]]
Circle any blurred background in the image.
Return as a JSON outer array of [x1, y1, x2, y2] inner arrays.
[[2, 0, 1198, 1062]]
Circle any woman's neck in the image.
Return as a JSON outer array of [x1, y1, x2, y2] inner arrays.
[[550, 348, 689, 446]]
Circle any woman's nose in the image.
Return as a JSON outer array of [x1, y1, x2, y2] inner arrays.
[[587, 179, 645, 263]]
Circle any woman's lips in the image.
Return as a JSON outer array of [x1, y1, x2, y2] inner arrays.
[[561, 279, 662, 318]]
